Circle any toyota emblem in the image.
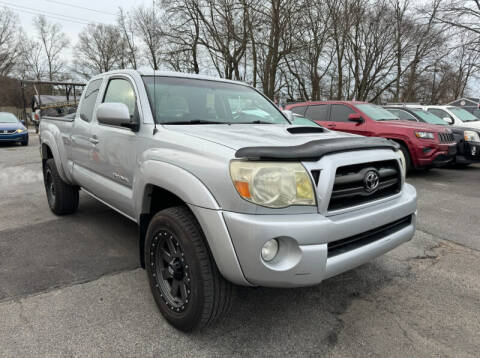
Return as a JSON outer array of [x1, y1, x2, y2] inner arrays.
[[364, 170, 380, 193]]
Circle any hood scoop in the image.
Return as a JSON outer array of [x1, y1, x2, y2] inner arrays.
[[287, 126, 325, 134]]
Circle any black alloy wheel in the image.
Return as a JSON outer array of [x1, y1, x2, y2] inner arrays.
[[151, 230, 191, 312]]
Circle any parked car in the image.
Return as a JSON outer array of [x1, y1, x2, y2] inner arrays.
[[384, 106, 480, 165], [417, 105, 480, 130], [39, 70, 417, 331], [285, 101, 457, 172], [0, 112, 28, 146]]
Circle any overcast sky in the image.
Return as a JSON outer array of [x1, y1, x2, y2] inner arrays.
[[5, 0, 148, 57]]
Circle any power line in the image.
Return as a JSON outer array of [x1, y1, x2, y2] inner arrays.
[[43, 0, 116, 16], [0, 1, 109, 26], [3, 6, 91, 26]]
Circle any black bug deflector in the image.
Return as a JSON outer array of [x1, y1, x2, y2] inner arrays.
[[235, 137, 399, 161]]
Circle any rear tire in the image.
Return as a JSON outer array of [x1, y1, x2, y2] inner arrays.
[[43, 158, 79, 215], [145, 206, 234, 331]]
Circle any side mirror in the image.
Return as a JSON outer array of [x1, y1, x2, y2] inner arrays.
[[20, 119, 25, 125], [443, 117, 453, 125], [348, 113, 364, 124], [96, 103, 138, 131], [282, 110, 294, 122]]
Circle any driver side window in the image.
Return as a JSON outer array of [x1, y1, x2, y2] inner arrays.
[[103, 78, 137, 118]]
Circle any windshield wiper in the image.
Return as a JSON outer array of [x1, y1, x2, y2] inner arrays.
[[161, 119, 227, 125]]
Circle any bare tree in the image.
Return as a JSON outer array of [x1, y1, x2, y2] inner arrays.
[[34, 15, 69, 81], [256, 0, 302, 99], [283, 0, 333, 100], [0, 8, 21, 77], [73, 24, 123, 79], [161, 0, 202, 73], [118, 8, 139, 69], [191, 0, 251, 79], [18, 37, 47, 80], [132, 5, 163, 70]]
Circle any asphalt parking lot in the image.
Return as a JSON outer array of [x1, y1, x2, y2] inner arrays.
[[0, 134, 479, 357]]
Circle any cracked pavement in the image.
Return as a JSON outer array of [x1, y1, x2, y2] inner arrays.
[[0, 135, 479, 357]]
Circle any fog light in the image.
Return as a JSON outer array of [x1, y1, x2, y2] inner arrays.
[[261, 239, 279, 262]]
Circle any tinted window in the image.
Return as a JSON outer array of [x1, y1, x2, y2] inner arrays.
[[386, 108, 416, 121], [103, 78, 136, 117], [305, 105, 328, 121], [330, 104, 355, 122], [79, 79, 102, 122], [291, 106, 307, 115], [428, 109, 451, 120]]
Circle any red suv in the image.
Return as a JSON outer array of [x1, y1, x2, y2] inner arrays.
[[285, 101, 457, 171]]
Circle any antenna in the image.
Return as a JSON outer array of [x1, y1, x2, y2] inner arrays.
[[152, 0, 158, 135]]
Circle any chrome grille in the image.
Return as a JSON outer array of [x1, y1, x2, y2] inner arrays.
[[0, 129, 16, 135], [328, 160, 401, 212]]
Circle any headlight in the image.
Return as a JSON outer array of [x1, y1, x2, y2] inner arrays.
[[464, 130, 480, 142], [16, 129, 24, 133], [230, 161, 316, 208], [415, 131, 434, 139]]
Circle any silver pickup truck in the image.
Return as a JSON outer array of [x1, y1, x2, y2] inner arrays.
[[39, 70, 417, 331]]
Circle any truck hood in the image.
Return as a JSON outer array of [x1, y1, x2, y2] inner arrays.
[[164, 124, 354, 150], [378, 120, 451, 132]]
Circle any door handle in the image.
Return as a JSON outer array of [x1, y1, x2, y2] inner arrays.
[[327, 124, 336, 128], [88, 137, 99, 144]]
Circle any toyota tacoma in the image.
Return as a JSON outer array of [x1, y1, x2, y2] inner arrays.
[[39, 70, 417, 331]]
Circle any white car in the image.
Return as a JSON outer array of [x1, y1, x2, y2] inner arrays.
[[405, 105, 480, 130]]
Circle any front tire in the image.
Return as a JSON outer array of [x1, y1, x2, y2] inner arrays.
[[43, 159, 79, 215], [398, 143, 413, 173], [145, 206, 234, 331]]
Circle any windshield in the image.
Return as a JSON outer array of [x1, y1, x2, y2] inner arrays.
[[410, 109, 447, 125], [0, 112, 19, 123], [449, 107, 479, 122], [143, 76, 288, 125], [355, 104, 399, 121]]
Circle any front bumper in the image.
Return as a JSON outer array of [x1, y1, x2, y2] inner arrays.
[[213, 183, 417, 287], [415, 142, 456, 168], [0, 132, 28, 142], [456, 141, 480, 164]]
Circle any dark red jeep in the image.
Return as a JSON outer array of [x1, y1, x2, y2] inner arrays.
[[285, 101, 457, 171]]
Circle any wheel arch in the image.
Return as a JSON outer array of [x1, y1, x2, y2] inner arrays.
[[136, 160, 221, 269], [385, 137, 415, 167], [40, 136, 70, 183]]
